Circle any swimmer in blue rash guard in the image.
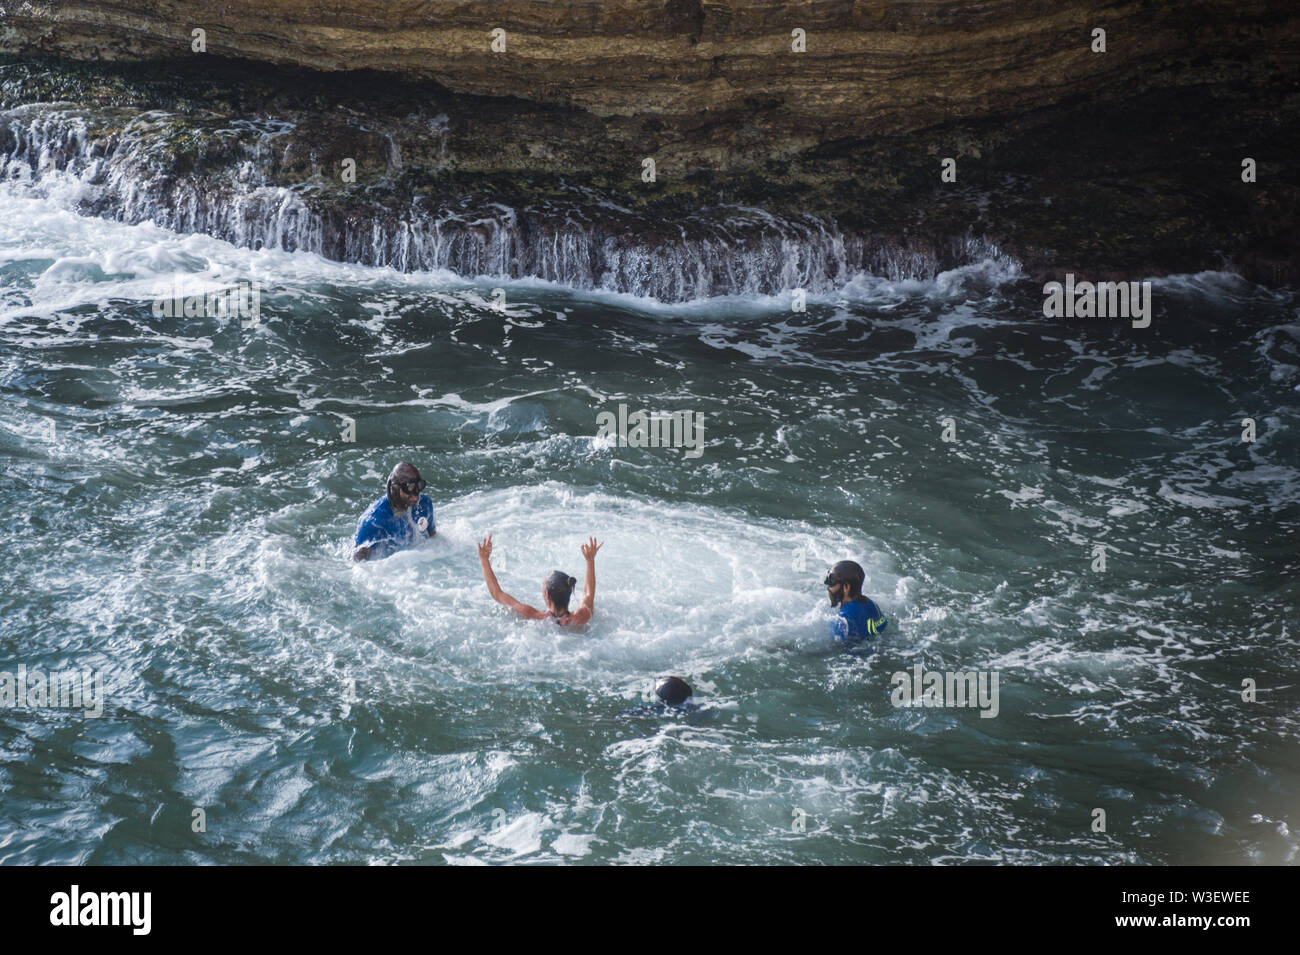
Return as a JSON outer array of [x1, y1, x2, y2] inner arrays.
[[825, 560, 888, 648], [352, 463, 436, 561]]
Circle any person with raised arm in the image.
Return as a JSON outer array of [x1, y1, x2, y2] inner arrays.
[[477, 535, 602, 627]]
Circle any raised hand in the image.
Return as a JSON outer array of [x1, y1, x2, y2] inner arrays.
[[580, 536, 603, 561], [477, 535, 494, 562]]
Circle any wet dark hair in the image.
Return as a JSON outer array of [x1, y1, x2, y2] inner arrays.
[[655, 677, 692, 707], [829, 560, 866, 598], [544, 570, 576, 611]]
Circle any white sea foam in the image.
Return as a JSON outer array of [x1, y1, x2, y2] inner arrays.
[[329, 483, 899, 688], [0, 168, 1026, 315]]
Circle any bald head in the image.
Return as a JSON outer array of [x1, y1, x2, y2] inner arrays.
[[389, 462, 420, 484], [386, 462, 425, 511]]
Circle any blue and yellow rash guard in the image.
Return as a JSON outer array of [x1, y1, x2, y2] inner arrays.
[[832, 597, 887, 645], [354, 494, 435, 559]]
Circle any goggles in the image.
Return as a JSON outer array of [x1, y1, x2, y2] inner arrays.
[[390, 478, 426, 495]]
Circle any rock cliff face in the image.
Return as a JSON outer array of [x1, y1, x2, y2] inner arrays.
[[0, 4, 1296, 292], [2, 1, 1296, 166]]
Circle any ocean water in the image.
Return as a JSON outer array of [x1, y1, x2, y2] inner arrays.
[[1, 173, 1297, 865]]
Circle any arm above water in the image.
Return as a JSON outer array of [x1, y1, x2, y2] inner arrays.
[[570, 536, 603, 625], [478, 535, 547, 619]]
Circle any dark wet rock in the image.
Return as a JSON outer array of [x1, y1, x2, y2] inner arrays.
[[0, 53, 1295, 297]]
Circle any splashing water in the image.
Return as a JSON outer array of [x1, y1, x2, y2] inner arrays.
[[0, 158, 1297, 864]]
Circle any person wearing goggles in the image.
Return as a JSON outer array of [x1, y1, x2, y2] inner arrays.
[[352, 462, 436, 561], [824, 560, 887, 647]]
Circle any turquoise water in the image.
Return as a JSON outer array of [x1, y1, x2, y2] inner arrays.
[[1, 183, 1298, 864]]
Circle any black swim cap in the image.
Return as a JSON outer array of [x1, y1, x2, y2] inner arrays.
[[544, 570, 577, 611], [655, 676, 692, 707]]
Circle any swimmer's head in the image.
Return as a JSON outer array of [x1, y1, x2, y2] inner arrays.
[[386, 462, 425, 511], [543, 570, 577, 613], [825, 560, 865, 606], [654, 676, 692, 707]]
